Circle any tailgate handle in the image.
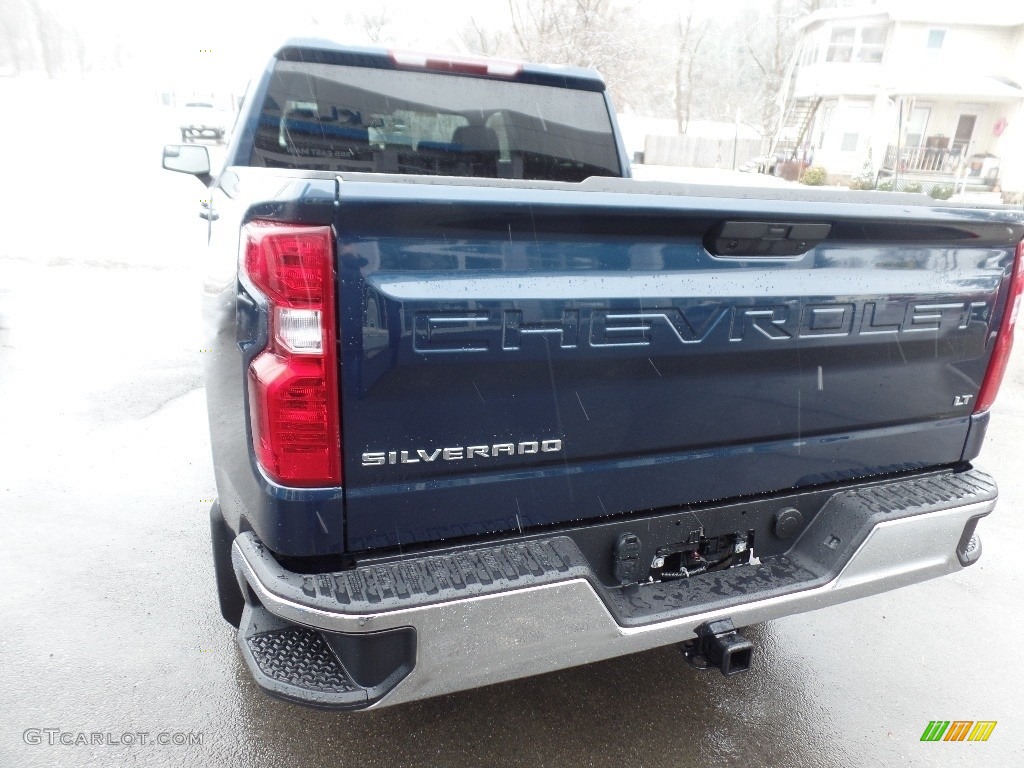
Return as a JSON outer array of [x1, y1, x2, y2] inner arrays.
[[705, 221, 831, 257]]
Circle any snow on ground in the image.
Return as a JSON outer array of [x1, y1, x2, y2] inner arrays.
[[616, 113, 763, 159], [631, 163, 796, 187]]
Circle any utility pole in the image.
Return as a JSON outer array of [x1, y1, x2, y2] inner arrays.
[[893, 98, 903, 192], [733, 109, 741, 171]]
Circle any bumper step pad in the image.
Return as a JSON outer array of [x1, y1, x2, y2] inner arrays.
[[238, 604, 370, 708], [246, 626, 361, 695], [237, 602, 417, 709]]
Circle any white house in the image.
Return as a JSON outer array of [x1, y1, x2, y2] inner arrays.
[[780, 1, 1024, 197]]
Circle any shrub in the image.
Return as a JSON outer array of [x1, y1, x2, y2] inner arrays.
[[848, 153, 875, 190], [799, 166, 827, 186], [929, 184, 954, 200], [877, 179, 924, 193]]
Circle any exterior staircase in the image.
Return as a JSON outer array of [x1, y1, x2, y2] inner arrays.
[[778, 97, 822, 160]]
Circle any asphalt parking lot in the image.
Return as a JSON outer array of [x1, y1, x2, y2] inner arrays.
[[1, 80, 1022, 768]]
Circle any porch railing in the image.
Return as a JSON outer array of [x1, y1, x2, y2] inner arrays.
[[882, 145, 965, 174]]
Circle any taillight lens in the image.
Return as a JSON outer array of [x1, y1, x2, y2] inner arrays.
[[242, 221, 342, 486], [975, 240, 1024, 414]]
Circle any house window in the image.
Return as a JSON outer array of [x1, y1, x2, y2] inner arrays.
[[841, 133, 859, 152], [827, 27, 855, 62], [799, 42, 820, 66], [904, 107, 930, 148], [927, 29, 946, 49], [857, 27, 887, 62], [827, 25, 888, 63]]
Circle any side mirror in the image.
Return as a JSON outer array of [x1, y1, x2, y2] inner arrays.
[[162, 144, 212, 185]]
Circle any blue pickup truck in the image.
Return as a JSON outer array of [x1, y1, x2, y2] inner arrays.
[[162, 40, 1023, 710]]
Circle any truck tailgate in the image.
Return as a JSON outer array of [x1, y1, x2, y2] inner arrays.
[[334, 180, 1023, 552]]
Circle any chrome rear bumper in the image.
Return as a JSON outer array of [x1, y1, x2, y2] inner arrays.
[[232, 469, 994, 709]]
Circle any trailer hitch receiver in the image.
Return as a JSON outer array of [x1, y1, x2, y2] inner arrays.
[[681, 617, 753, 677]]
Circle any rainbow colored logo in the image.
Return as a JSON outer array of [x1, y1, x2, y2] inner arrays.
[[920, 721, 997, 742]]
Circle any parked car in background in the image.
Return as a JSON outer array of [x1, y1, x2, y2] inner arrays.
[[180, 102, 230, 143], [738, 152, 785, 174]]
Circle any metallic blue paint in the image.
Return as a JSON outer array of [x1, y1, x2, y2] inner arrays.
[[331, 182, 1022, 551], [199, 42, 1024, 558], [202, 170, 1023, 557]]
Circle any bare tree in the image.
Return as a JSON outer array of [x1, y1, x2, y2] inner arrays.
[[504, 0, 646, 109], [71, 27, 89, 74], [744, 1, 794, 143], [459, 16, 506, 57], [673, 3, 710, 134], [745, 0, 838, 143], [0, 0, 27, 74], [361, 7, 393, 45], [26, 0, 61, 76], [506, 0, 559, 61], [0, 0, 119, 76]]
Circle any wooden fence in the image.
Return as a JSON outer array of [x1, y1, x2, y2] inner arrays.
[[643, 134, 766, 169]]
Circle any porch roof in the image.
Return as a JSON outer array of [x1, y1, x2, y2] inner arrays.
[[885, 74, 1023, 102]]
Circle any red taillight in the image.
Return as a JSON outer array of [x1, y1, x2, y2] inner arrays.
[[389, 49, 523, 77], [975, 240, 1024, 414], [242, 221, 342, 486], [244, 225, 329, 308]]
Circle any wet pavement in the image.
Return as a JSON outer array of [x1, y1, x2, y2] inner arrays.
[[2, 80, 1023, 768]]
